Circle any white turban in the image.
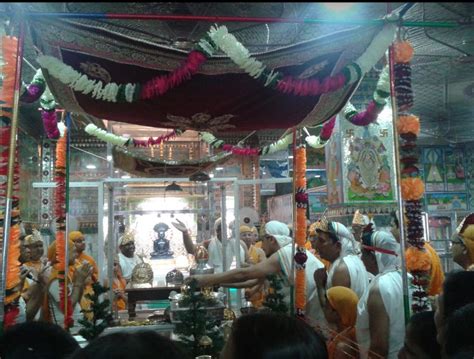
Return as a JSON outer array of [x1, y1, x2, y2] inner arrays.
[[370, 231, 401, 273], [265, 220, 292, 248], [331, 222, 358, 256]]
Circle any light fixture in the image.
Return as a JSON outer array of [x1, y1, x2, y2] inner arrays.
[[165, 181, 183, 192], [107, 155, 113, 162], [215, 167, 224, 171], [86, 164, 97, 169], [121, 175, 131, 179], [189, 171, 211, 182], [288, 156, 294, 159], [322, 3, 354, 11]]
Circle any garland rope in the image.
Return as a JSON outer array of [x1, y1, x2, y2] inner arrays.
[[1, 35, 22, 329]]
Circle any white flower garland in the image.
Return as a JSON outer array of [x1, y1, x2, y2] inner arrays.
[[200, 129, 327, 156], [37, 56, 123, 103], [85, 124, 130, 146], [208, 21, 397, 88]]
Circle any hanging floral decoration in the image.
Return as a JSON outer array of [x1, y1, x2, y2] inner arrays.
[[294, 146, 308, 317], [207, 20, 396, 97], [0, 35, 23, 329], [19, 68, 61, 139], [393, 40, 430, 313], [342, 65, 390, 127], [54, 128, 74, 329], [84, 123, 183, 148], [36, 34, 218, 103]]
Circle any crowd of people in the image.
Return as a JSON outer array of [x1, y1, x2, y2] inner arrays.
[[3, 211, 474, 358]]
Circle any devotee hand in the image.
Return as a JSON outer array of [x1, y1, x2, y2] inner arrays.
[[73, 262, 93, 286], [172, 219, 188, 233], [314, 268, 328, 289], [185, 274, 209, 288]]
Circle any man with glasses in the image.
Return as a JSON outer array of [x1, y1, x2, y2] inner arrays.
[[451, 213, 474, 271]]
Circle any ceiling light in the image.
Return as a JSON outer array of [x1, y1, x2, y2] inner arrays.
[[86, 164, 97, 169], [107, 155, 113, 162], [114, 170, 119, 174], [121, 175, 131, 179], [215, 167, 224, 171], [209, 173, 215, 178], [165, 181, 183, 192], [322, 3, 354, 11], [189, 171, 211, 182], [288, 156, 293, 159]]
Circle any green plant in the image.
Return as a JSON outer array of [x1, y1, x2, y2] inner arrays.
[[78, 282, 113, 341], [174, 279, 224, 358], [262, 274, 289, 314]]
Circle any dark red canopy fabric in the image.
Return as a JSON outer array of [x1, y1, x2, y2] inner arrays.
[[30, 17, 381, 132]]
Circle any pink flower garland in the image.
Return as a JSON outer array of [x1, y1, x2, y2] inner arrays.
[[348, 100, 383, 126], [41, 109, 60, 139], [222, 144, 259, 156], [320, 116, 336, 141], [132, 130, 178, 147], [139, 51, 207, 100], [276, 73, 347, 97]]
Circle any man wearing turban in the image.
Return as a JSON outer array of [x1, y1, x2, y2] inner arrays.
[[310, 218, 369, 300], [452, 213, 474, 270], [172, 217, 247, 273], [188, 220, 327, 326], [118, 231, 143, 283], [69, 231, 99, 320]]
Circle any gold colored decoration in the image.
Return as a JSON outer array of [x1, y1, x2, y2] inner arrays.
[[198, 335, 213, 349], [195, 245, 209, 262], [201, 286, 213, 299], [131, 262, 154, 287], [24, 228, 43, 245], [119, 230, 135, 246], [223, 308, 236, 321]]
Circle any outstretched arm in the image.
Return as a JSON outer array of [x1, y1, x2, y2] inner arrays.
[[221, 279, 260, 288], [192, 252, 281, 288], [172, 219, 196, 255]]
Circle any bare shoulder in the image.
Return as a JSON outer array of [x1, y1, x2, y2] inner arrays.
[[367, 282, 384, 310]]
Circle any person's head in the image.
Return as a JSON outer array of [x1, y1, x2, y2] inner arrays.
[[24, 229, 44, 262], [310, 219, 356, 263], [0, 321, 79, 359], [119, 232, 135, 258], [452, 213, 474, 269], [240, 225, 254, 248], [214, 217, 223, 242], [352, 210, 369, 242], [220, 312, 328, 359], [19, 235, 31, 264], [261, 221, 292, 257], [398, 311, 441, 359], [47, 239, 77, 266], [434, 271, 474, 347], [325, 286, 358, 330], [445, 303, 474, 357], [390, 210, 401, 243], [360, 225, 400, 276], [250, 226, 259, 242], [113, 255, 122, 277], [70, 331, 190, 359], [69, 230, 86, 254]]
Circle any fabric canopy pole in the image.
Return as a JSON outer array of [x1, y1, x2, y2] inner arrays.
[[22, 12, 459, 28]]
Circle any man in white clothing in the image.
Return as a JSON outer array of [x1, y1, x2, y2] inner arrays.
[[310, 217, 369, 304], [188, 220, 327, 327], [173, 217, 247, 273], [118, 231, 143, 283], [356, 225, 407, 359]]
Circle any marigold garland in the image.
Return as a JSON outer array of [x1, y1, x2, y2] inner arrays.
[[393, 39, 430, 313], [54, 129, 74, 329], [294, 146, 308, 317], [1, 35, 22, 328], [397, 115, 420, 136]]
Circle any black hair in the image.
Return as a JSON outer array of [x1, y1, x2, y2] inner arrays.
[[69, 331, 191, 359], [228, 312, 328, 359], [0, 321, 79, 359], [390, 211, 399, 229], [445, 303, 474, 356], [443, 271, 474, 318], [407, 311, 441, 359]]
